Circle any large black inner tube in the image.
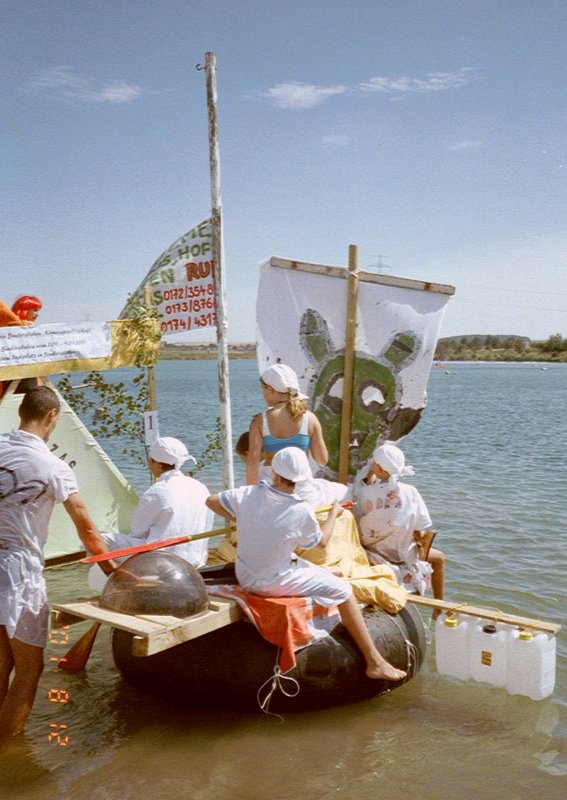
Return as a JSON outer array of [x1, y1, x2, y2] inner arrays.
[[112, 602, 426, 711]]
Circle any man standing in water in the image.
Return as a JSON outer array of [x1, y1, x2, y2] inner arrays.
[[0, 386, 116, 739], [206, 446, 406, 682]]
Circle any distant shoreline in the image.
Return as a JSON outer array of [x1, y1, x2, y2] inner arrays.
[[160, 343, 255, 360], [159, 343, 566, 363]]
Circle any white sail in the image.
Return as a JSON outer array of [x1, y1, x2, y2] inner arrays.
[[256, 257, 454, 478], [0, 388, 138, 563]]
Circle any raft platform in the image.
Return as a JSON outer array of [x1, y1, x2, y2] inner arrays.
[[52, 596, 244, 656], [52, 591, 560, 661]]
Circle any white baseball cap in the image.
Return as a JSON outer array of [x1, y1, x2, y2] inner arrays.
[[272, 447, 312, 482]]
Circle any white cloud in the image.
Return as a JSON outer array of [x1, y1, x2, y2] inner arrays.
[[359, 68, 476, 94], [260, 81, 347, 110], [321, 134, 351, 147], [449, 139, 484, 151], [20, 66, 144, 105]]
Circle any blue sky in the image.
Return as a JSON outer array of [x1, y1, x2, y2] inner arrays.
[[1, 0, 566, 342]]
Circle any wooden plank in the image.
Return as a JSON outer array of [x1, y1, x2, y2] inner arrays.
[[52, 600, 166, 635], [268, 257, 455, 296], [407, 595, 561, 634], [132, 599, 244, 656], [52, 597, 244, 657]]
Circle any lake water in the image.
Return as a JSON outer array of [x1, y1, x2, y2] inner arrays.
[[2, 360, 566, 799]]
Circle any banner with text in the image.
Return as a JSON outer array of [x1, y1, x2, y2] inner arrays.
[[119, 219, 216, 335], [0, 323, 111, 368]]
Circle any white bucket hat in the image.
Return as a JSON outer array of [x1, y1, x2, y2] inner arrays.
[[372, 443, 415, 487], [272, 447, 312, 482], [261, 364, 308, 400], [149, 437, 196, 469]]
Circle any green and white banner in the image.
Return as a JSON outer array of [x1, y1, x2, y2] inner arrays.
[[120, 219, 216, 334]]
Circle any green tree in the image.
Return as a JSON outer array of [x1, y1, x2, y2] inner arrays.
[[541, 333, 566, 353]]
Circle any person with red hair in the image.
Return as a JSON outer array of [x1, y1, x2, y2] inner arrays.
[[11, 296, 42, 325], [0, 295, 43, 398]]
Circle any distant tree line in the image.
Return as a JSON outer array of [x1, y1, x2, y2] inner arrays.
[[434, 333, 567, 362]]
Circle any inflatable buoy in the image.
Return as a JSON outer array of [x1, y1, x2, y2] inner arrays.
[[112, 602, 426, 711]]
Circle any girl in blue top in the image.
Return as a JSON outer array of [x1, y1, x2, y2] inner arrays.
[[246, 364, 328, 484]]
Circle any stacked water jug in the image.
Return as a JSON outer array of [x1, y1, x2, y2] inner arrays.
[[435, 613, 556, 700]]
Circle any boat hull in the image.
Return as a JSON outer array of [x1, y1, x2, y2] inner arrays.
[[111, 603, 426, 711]]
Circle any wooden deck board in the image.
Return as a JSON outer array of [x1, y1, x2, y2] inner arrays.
[[407, 595, 561, 634], [52, 597, 244, 656]]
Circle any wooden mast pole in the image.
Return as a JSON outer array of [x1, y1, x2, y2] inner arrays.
[[204, 51, 234, 489], [143, 284, 158, 480], [338, 244, 359, 484]]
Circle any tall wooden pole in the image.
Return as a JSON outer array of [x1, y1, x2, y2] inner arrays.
[[143, 284, 158, 480], [338, 244, 359, 483], [204, 52, 234, 489]]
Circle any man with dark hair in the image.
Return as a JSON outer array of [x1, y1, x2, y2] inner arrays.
[[0, 386, 116, 739]]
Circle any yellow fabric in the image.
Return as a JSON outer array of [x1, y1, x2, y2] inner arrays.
[[207, 538, 237, 565], [298, 511, 407, 613]]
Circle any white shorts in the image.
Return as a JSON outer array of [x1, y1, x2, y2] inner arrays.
[[239, 557, 352, 608], [0, 548, 48, 647]]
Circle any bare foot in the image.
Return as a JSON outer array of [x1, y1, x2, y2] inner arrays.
[[432, 608, 442, 621], [366, 661, 407, 681]]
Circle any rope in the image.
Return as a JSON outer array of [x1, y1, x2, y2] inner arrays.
[[387, 613, 421, 682], [256, 652, 301, 721]]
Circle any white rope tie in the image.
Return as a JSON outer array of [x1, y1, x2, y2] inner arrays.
[[256, 653, 301, 720], [387, 613, 421, 681]]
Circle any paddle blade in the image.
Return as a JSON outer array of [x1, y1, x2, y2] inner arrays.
[[58, 622, 102, 673]]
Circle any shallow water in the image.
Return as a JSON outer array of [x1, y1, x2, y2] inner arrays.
[[1, 361, 566, 799]]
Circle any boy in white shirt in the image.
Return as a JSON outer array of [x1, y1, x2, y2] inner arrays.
[[206, 447, 406, 682]]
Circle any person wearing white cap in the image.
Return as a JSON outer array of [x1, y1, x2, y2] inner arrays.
[[353, 443, 445, 602], [89, 437, 212, 590], [206, 447, 406, 682], [246, 363, 328, 485]]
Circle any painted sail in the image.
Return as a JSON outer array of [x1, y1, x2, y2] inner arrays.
[[0, 388, 138, 563], [256, 257, 454, 478]]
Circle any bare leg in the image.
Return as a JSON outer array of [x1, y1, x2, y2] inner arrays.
[[0, 636, 44, 739], [0, 627, 14, 707], [338, 596, 406, 681], [428, 548, 446, 619]]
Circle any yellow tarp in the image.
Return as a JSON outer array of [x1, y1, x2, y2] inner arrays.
[[298, 510, 407, 613]]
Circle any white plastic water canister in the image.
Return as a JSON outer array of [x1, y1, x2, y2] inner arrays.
[[469, 621, 508, 687], [506, 629, 556, 700], [435, 614, 475, 681]]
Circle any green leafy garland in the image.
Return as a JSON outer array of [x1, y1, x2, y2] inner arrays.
[[58, 301, 222, 474]]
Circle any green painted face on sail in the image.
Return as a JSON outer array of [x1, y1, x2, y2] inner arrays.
[[311, 353, 398, 474], [300, 308, 421, 476]]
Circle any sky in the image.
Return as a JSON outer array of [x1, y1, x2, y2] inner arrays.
[[1, 0, 567, 343]]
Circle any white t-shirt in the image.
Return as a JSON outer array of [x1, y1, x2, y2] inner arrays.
[[0, 429, 78, 560], [293, 478, 350, 509], [129, 469, 212, 567], [355, 479, 431, 563], [218, 481, 321, 590]]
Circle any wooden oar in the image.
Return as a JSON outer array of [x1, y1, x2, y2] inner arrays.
[[81, 502, 353, 565], [81, 525, 236, 564], [58, 622, 102, 673]]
